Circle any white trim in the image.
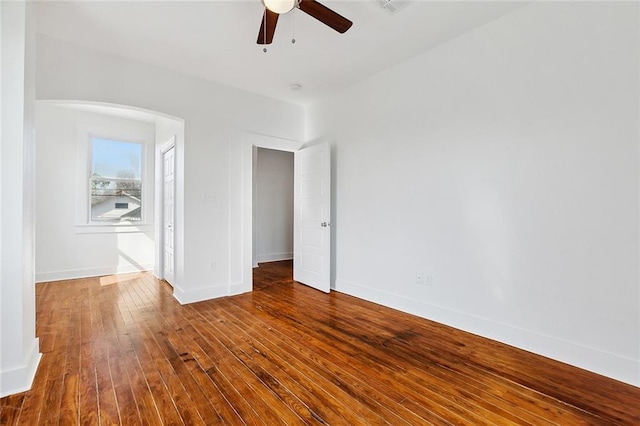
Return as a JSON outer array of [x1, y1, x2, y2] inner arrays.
[[35, 263, 154, 283], [637, 1, 640, 389], [43, 99, 178, 123], [160, 138, 175, 155], [173, 284, 229, 305], [75, 224, 153, 234], [0, 338, 41, 398], [252, 145, 258, 269], [229, 281, 247, 296], [257, 252, 293, 263], [334, 278, 640, 387]]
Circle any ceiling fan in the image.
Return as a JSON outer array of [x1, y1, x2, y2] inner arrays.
[[257, 0, 353, 45]]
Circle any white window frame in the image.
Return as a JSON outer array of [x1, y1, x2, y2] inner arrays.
[[75, 123, 154, 234]]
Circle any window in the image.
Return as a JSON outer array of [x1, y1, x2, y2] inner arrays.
[[75, 123, 154, 233], [90, 138, 143, 222]]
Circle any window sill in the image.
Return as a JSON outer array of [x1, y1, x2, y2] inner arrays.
[[75, 223, 153, 234]]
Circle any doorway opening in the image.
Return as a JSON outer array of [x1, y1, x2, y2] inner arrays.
[[239, 133, 331, 295], [253, 147, 294, 276], [240, 134, 331, 295]]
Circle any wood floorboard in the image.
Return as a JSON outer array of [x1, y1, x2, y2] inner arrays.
[[202, 306, 379, 425], [209, 304, 404, 425], [2, 260, 639, 425], [222, 287, 498, 425], [178, 307, 304, 425], [0, 394, 24, 425], [137, 323, 206, 426], [216, 297, 454, 425], [78, 342, 99, 426], [217, 304, 433, 425], [143, 314, 226, 424], [246, 287, 590, 425], [229, 286, 507, 422], [215, 297, 508, 425]]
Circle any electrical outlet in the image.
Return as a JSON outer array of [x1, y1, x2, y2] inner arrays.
[[209, 261, 217, 271]]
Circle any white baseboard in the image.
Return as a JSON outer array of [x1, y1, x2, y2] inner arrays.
[[173, 284, 229, 305], [229, 281, 252, 296], [334, 278, 640, 388], [0, 338, 42, 398], [35, 263, 154, 283], [256, 252, 293, 263]]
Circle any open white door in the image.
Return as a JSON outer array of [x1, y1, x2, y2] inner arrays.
[[294, 142, 331, 293], [162, 145, 175, 286]]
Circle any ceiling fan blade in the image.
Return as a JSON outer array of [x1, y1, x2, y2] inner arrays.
[[298, 0, 353, 34], [257, 8, 279, 44]]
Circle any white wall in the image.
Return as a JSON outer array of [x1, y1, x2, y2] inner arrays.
[[36, 35, 305, 302], [307, 2, 640, 386], [255, 148, 294, 264], [34, 102, 156, 282], [0, 1, 42, 397]]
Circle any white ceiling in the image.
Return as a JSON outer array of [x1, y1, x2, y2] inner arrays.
[[35, 1, 528, 105]]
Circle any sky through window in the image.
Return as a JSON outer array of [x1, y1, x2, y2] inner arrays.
[[92, 138, 142, 179]]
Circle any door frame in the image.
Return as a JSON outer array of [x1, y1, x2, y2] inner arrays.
[[157, 136, 176, 283], [235, 133, 304, 294]]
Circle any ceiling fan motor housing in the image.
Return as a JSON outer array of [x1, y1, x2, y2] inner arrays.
[[262, 0, 296, 14]]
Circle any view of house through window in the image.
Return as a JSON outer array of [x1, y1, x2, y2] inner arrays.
[[90, 138, 143, 222]]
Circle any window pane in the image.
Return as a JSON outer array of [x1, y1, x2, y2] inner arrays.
[[91, 178, 142, 222], [92, 138, 142, 180], [90, 138, 143, 222]]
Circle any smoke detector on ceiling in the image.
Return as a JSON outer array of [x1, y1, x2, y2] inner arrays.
[[374, 0, 413, 15]]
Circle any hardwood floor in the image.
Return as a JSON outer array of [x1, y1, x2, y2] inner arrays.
[[1, 260, 639, 425]]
